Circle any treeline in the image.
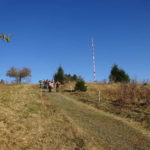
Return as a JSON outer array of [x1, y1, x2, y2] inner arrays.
[[0, 64, 136, 87], [53, 64, 131, 84], [53, 66, 87, 91], [53, 66, 80, 84]]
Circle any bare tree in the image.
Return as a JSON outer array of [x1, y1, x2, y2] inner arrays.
[[18, 67, 31, 83], [6, 67, 31, 84]]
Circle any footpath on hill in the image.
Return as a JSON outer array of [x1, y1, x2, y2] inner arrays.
[[48, 92, 150, 150]]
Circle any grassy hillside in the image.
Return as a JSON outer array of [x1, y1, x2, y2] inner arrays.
[[49, 92, 150, 150], [0, 83, 150, 150], [0, 84, 97, 150], [63, 82, 150, 130]]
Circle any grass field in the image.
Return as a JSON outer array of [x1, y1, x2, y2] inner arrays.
[[0, 83, 150, 150], [63, 82, 150, 130], [49, 92, 150, 150], [0, 84, 97, 150]]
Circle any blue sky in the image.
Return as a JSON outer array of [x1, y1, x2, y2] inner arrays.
[[0, 0, 150, 83]]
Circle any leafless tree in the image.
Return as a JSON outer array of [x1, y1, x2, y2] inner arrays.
[[6, 67, 31, 84]]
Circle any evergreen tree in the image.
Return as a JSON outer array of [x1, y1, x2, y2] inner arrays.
[[64, 74, 71, 82], [64, 74, 78, 82], [54, 66, 65, 84], [72, 74, 78, 81], [109, 64, 130, 83]]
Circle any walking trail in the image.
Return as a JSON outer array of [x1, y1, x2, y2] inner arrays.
[[48, 92, 150, 150]]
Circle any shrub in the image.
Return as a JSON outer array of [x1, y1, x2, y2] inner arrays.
[[75, 79, 87, 92], [113, 83, 150, 105]]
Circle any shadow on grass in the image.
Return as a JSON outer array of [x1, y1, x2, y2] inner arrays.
[[64, 90, 76, 93]]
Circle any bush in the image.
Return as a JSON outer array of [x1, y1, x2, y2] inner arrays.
[[112, 83, 150, 105], [75, 79, 87, 92]]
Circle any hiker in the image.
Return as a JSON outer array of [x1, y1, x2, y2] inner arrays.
[[46, 79, 49, 88], [55, 81, 61, 92], [43, 80, 47, 89], [48, 81, 52, 92], [39, 80, 42, 88], [41, 80, 44, 88]]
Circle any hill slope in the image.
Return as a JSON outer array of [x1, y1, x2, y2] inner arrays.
[[49, 92, 150, 150], [0, 84, 97, 150], [0, 84, 150, 150]]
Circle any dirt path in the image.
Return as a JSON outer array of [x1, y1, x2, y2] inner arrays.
[[48, 92, 150, 150]]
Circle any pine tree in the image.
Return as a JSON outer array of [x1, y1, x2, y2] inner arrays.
[[72, 74, 78, 81], [109, 64, 130, 83], [54, 66, 65, 84]]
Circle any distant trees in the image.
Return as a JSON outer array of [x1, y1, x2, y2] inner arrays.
[[64, 74, 78, 82], [0, 33, 10, 42], [54, 66, 79, 84], [6, 67, 31, 84], [53, 66, 87, 91], [109, 64, 130, 83]]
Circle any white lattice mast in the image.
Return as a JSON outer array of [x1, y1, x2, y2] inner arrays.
[[91, 39, 97, 82]]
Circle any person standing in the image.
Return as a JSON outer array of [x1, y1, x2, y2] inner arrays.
[[39, 80, 42, 88], [55, 81, 60, 92], [46, 79, 49, 88], [48, 81, 53, 92]]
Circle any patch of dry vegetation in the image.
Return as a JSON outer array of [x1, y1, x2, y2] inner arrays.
[[0, 84, 94, 150], [63, 82, 150, 130]]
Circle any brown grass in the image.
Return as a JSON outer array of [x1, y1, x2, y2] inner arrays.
[[49, 91, 150, 150], [0, 84, 96, 150], [62, 82, 150, 130]]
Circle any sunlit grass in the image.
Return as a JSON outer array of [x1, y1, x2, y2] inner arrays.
[[63, 82, 150, 130], [0, 84, 93, 150]]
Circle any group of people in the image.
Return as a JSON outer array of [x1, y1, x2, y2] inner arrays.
[[39, 80, 61, 92]]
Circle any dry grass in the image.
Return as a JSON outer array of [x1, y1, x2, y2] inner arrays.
[[49, 92, 150, 150], [0, 84, 95, 150], [1, 83, 149, 149], [62, 82, 150, 130]]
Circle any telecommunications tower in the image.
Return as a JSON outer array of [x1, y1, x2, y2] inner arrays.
[[91, 39, 97, 82]]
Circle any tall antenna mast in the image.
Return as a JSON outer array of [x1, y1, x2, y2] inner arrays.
[[91, 39, 97, 82]]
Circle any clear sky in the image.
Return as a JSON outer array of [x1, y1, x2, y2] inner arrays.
[[0, 0, 150, 83]]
